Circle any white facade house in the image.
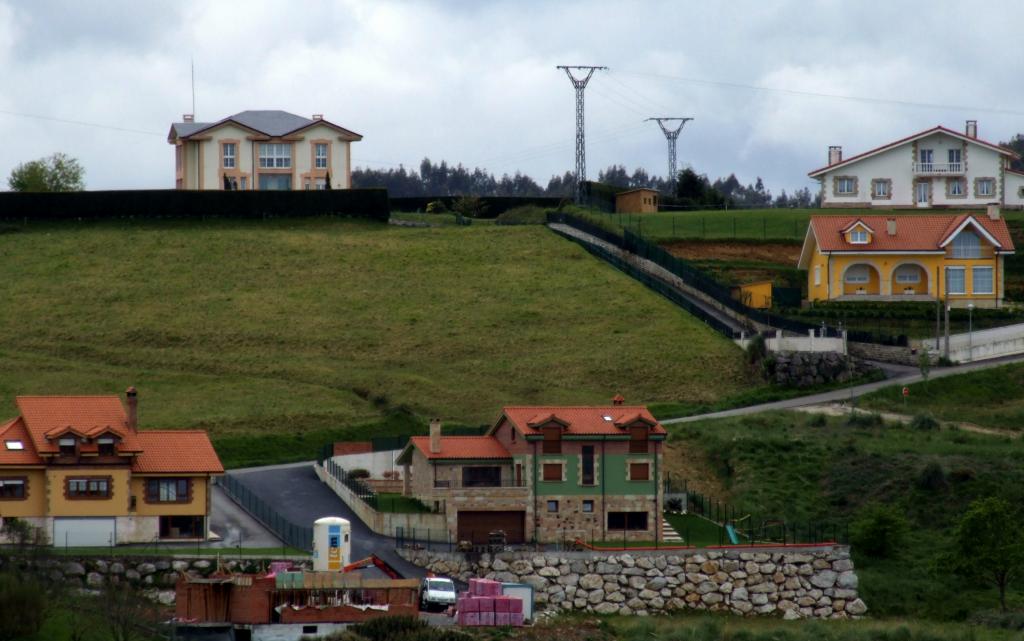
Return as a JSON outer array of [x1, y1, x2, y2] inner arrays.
[[809, 121, 1024, 209], [167, 110, 362, 190]]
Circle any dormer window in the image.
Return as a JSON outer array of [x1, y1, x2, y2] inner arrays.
[[97, 437, 115, 456], [850, 229, 869, 244], [629, 425, 649, 454], [952, 230, 981, 259], [542, 426, 562, 454], [59, 437, 77, 457], [3, 440, 23, 451]]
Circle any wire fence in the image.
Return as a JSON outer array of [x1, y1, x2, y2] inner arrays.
[[321, 457, 380, 510], [217, 475, 313, 551]]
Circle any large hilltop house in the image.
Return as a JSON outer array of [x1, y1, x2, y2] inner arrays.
[[396, 400, 665, 544], [798, 211, 1015, 307], [0, 388, 223, 546], [167, 110, 362, 191], [809, 121, 1024, 209]]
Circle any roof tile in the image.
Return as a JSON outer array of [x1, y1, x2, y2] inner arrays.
[[501, 406, 666, 436], [408, 436, 511, 460], [809, 214, 1015, 253], [132, 431, 224, 474]]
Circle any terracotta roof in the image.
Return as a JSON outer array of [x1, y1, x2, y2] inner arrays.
[[132, 431, 224, 474], [0, 417, 44, 465], [808, 214, 1015, 253], [808, 125, 1018, 177], [407, 436, 511, 460], [500, 406, 666, 436], [15, 396, 142, 455]]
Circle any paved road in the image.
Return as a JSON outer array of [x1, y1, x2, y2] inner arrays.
[[208, 484, 284, 548], [663, 351, 1024, 424], [228, 464, 428, 580]]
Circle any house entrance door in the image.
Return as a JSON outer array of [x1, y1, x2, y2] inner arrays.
[[916, 181, 930, 207]]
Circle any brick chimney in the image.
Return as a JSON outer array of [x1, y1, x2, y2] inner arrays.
[[126, 386, 138, 431], [987, 203, 1001, 220], [429, 418, 442, 454], [612, 394, 625, 406], [886, 218, 897, 236], [182, 114, 194, 123], [966, 120, 978, 139], [828, 146, 842, 165]]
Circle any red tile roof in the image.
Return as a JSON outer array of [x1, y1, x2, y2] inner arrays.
[[0, 417, 44, 465], [132, 431, 224, 474], [501, 406, 666, 436], [16, 396, 142, 455], [809, 214, 1015, 253], [408, 436, 511, 460]]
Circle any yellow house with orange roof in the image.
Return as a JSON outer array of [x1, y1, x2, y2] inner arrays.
[[798, 210, 1015, 308]]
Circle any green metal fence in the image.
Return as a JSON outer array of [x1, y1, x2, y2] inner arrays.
[[218, 475, 313, 551]]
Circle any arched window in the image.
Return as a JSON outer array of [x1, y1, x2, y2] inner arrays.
[[952, 230, 981, 259], [845, 264, 871, 284], [894, 265, 922, 284]]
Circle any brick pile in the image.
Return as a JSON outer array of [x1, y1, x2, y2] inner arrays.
[[457, 578, 524, 627]]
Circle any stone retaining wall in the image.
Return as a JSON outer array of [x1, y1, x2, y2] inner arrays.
[[398, 546, 865, 620]]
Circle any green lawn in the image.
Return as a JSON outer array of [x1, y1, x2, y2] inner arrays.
[[0, 218, 757, 468], [860, 361, 1024, 431], [666, 409, 1024, 620], [376, 493, 431, 513], [664, 512, 730, 547]]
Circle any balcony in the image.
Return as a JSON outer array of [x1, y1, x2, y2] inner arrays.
[[913, 162, 963, 175], [433, 477, 527, 489]]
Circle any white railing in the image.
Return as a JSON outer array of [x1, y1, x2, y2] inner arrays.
[[912, 162, 963, 174]]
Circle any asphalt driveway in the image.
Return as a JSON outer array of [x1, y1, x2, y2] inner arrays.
[[227, 463, 428, 580]]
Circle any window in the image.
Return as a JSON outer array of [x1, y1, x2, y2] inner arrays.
[[608, 511, 648, 531], [240, 176, 247, 190], [977, 178, 995, 197], [581, 446, 595, 485], [547, 500, 559, 513], [973, 266, 994, 295], [258, 174, 292, 190], [258, 143, 291, 168], [67, 477, 111, 499], [813, 265, 821, 287], [0, 478, 26, 499], [315, 143, 328, 169], [514, 462, 523, 486], [894, 266, 921, 284], [582, 500, 594, 513], [97, 437, 115, 456], [871, 180, 889, 198], [542, 426, 561, 454], [948, 148, 962, 170], [58, 437, 77, 457], [919, 148, 933, 169], [3, 440, 23, 450], [949, 178, 964, 197], [850, 229, 869, 244], [836, 177, 855, 194], [315, 178, 327, 190], [222, 143, 236, 169], [629, 426, 649, 454], [845, 265, 871, 284], [952, 231, 982, 259], [542, 462, 563, 482], [946, 267, 966, 295], [146, 478, 190, 503], [629, 462, 650, 481], [462, 466, 501, 488], [302, 626, 318, 635]]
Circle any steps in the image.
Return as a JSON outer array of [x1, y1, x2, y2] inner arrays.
[[661, 518, 684, 543]]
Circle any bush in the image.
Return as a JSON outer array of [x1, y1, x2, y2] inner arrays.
[[0, 571, 47, 640], [850, 503, 910, 559], [347, 468, 371, 480], [666, 497, 684, 513], [916, 461, 948, 492], [911, 414, 940, 431], [494, 205, 547, 225], [425, 200, 448, 214], [845, 411, 884, 428], [452, 196, 487, 219], [805, 413, 827, 428], [745, 333, 767, 365]]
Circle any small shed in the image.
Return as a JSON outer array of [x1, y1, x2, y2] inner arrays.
[[615, 188, 660, 213], [731, 280, 773, 309]]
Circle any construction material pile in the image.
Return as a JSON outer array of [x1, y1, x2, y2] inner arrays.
[[457, 578, 524, 626]]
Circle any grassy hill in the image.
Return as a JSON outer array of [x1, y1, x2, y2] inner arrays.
[[0, 218, 757, 467], [665, 408, 1024, 620]]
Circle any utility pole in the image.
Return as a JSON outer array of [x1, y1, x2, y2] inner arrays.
[[647, 117, 694, 185], [557, 65, 606, 204]]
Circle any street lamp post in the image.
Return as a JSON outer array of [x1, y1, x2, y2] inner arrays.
[[967, 303, 975, 362]]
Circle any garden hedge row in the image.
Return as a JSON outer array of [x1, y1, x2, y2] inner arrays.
[[390, 195, 564, 216], [0, 189, 390, 222]]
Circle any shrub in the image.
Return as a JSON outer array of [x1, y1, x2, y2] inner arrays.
[[916, 461, 948, 492], [910, 414, 940, 431], [0, 571, 46, 640], [452, 196, 487, 219], [382, 470, 399, 480], [745, 333, 767, 365], [494, 205, 547, 225], [845, 411, 884, 428], [666, 497, 684, 513], [850, 503, 910, 559], [425, 200, 448, 214], [805, 413, 827, 428], [347, 468, 371, 480]]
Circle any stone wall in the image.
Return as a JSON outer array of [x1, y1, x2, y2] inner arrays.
[[848, 341, 924, 366], [764, 351, 879, 388], [398, 546, 865, 620]]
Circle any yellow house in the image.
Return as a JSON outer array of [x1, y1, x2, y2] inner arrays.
[[0, 388, 223, 546], [615, 188, 660, 213], [798, 211, 1015, 308], [732, 280, 773, 309]]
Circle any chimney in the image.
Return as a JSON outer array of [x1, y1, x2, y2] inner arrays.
[[966, 120, 978, 139], [182, 114, 194, 123], [312, 114, 324, 121], [429, 418, 442, 454], [125, 386, 138, 431], [828, 146, 842, 165], [886, 219, 897, 236], [612, 394, 625, 406], [987, 203, 1001, 220]]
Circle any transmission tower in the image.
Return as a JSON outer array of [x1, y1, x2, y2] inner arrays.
[[558, 65, 607, 203], [647, 117, 694, 184]]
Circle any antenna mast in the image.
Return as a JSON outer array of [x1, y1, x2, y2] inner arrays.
[[557, 65, 607, 203], [191, 58, 196, 117], [646, 117, 694, 185]]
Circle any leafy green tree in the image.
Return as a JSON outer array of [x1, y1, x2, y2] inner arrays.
[[0, 571, 47, 639], [946, 496, 1024, 611], [8, 152, 85, 192], [850, 503, 909, 559]]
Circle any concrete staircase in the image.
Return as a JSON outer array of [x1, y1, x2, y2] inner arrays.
[[661, 518, 684, 543]]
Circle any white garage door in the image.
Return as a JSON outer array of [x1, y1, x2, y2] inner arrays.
[[53, 518, 116, 547]]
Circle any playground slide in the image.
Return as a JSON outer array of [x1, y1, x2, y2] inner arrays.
[[725, 524, 740, 545]]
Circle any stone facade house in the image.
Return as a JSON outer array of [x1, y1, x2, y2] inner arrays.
[[396, 401, 666, 544]]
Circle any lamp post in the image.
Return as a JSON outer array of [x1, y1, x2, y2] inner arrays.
[[967, 303, 975, 362]]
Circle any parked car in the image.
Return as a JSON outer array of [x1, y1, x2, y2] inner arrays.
[[420, 577, 457, 611]]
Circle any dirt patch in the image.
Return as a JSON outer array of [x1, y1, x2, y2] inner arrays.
[[662, 240, 802, 265]]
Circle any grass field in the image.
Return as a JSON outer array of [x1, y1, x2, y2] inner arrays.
[[860, 360, 1024, 431], [665, 409, 1024, 620], [0, 218, 758, 468]]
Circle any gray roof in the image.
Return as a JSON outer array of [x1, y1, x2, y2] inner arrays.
[[169, 110, 361, 141]]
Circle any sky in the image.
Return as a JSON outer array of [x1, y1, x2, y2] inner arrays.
[[2, 0, 1024, 194]]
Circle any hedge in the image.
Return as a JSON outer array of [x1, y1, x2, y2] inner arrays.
[[389, 196, 563, 217], [0, 189, 390, 222]]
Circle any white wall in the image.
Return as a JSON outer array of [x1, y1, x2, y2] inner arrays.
[[918, 322, 1024, 363], [332, 450, 402, 478], [1005, 172, 1024, 207]]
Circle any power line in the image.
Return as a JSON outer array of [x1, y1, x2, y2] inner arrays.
[[557, 65, 606, 203], [0, 108, 165, 136], [647, 117, 693, 184]]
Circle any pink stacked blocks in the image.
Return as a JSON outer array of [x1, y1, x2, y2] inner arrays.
[[457, 579, 525, 627]]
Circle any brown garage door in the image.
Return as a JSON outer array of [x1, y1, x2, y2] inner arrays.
[[457, 510, 525, 544]]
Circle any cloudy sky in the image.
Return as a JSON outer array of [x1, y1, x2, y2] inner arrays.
[[2, 0, 1024, 194]]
